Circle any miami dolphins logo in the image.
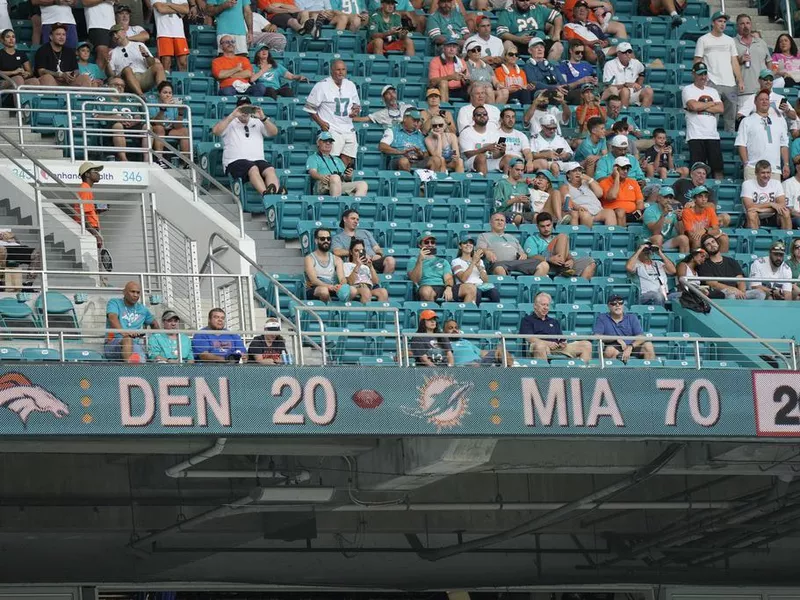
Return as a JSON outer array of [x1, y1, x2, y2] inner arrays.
[[0, 373, 70, 426], [402, 374, 472, 432]]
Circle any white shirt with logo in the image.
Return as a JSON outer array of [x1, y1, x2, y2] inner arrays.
[[682, 83, 721, 141], [304, 76, 361, 135], [741, 177, 784, 204]]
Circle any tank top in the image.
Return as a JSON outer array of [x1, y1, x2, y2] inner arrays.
[[307, 252, 335, 287], [567, 182, 603, 215]]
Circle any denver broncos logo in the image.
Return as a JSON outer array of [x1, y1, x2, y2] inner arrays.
[[0, 373, 70, 426]]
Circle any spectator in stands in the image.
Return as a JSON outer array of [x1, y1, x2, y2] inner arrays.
[[108, 24, 166, 96], [411, 309, 454, 366], [426, 0, 468, 50], [697, 233, 762, 299], [682, 62, 725, 180], [559, 40, 598, 102], [459, 106, 501, 175], [682, 185, 730, 252], [34, 23, 91, 88], [640, 0, 684, 27], [294, 0, 338, 37], [626, 240, 677, 306], [248, 317, 288, 364], [192, 308, 247, 362], [493, 157, 535, 224], [463, 15, 504, 67], [522, 38, 567, 93], [772, 34, 800, 87], [602, 42, 652, 108], [206, 0, 252, 55], [250, 11, 289, 51], [574, 117, 606, 177], [421, 87, 457, 134], [452, 235, 499, 303], [32, 0, 78, 48], [0, 229, 42, 289], [76, 162, 110, 261], [603, 94, 643, 143], [148, 309, 193, 363], [643, 186, 689, 253], [526, 90, 571, 138], [672, 162, 731, 226], [150, 82, 190, 167], [529, 170, 564, 222], [304, 227, 352, 302], [105, 281, 159, 363], [737, 70, 796, 122], [741, 159, 792, 230], [305, 59, 361, 167], [782, 155, 800, 228], [212, 96, 280, 198], [463, 40, 506, 104], [212, 35, 264, 96], [641, 128, 687, 180], [76, 42, 105, 86], [592, 295, 656, 361], [379, 109, 434, 171], [332, 209, 395, 274], [524, 211, 595, 279], [356, 84, 413, 127], [368, 0, 414, 56], [736, 91, 790, 180], [599, 156, 644, 226], [787, 240, 800, 298], [495, 108, 533, 172], [425, 115, 464, 172], [750, 241, 793, 301], [575, 85, 605, 134], [82, 0, 115, 71], [151, 0, 189, 72], [497, 0, 563, 61], [520, 292, 592, 362], [328, 0, 368, 33], [94, 76, 146, 162], [478, 212, 549, 276], [530, 114, 573, 175], [735, 14, 773, 109], [0, 29, 40, 87], [408, 232, 475, 302], [443, 319, 512, 366], [429, 40, 469, 102], [595, 134, 644, 182], [495, 48, 534, 105], [251, 45, 307, 98], [307, 131, 369, 196], [343, 238, 389, 303], [694, 11, 743, 133], [561, 162, 617, 226], [676, 247, 708, 294], [258, 0, 310, 35], [456, 84, 500, 132], [114, 5, 149, 43], [562, 1, 611, 65]]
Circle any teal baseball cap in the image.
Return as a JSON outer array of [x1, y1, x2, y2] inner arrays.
[[659, 186, 675, 197], [710, 10, 728, 20], [317, 131, 335, 141], [509, 157, 525, 167], [535, 170, 556, 182], [404, 109, 421, 120], [759, 69, 775, 80], [689, 185, 709, 197]]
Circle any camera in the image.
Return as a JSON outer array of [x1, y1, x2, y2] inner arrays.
[[239, 105, 257, 115], [664, 137, 673, 147], [645, 242, 659, 251], [226, 352, 242, 363]]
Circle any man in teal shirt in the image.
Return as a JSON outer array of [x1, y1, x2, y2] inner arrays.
[[523, 211, 595, 280], [642, 186, 690, 252], [206, 0, 252, 55], [574, 117, 607, 176], [426, 0, 468, 48], [408, 232, 473, 302], [306, 131, 369, 196]]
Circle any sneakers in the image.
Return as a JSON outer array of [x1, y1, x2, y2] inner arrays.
[[671, 13, 683, 28], [100, 248, 113, 272], [312, 18, 321, 38], [299, 18, 315, 35]]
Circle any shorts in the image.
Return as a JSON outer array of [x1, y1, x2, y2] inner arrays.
[[756, 209, 780, 227], [42, 23, 78, 48], [104, 337, 146, 361], [528, 340, 586, 358], [269, 12, 301, 29], [743, 165, 782, 180], [687, 139, 723, 176], [371, 255, 388, 272], [367, 38, 405, 53], [225, 159, 273, 180], [217, 33, 248, 55], [465, 155, 501, 172], [315, 179, 362, 195], [552, 256, 594, 276], [157, 36, 190, 57], [419, 283, 461, 299], [390, 156, 428, 169], [134, 70, 157, 92], [629, 86, 644, 105], [88, 28, 112, 48], [447, 85, 469, 101], [331, 129, 358, 159]]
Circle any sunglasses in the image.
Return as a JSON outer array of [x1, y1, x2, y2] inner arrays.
[[469, 46, 482, 52], [609, 300, 624, 306], [317, 236, 331, 241], [432, 123, 445, 128], [121, 47, 128, 57], [221, 39, 235, 44], [618, 165, 631, 170], [244, 124, 250, 138], [507, 53, 518, 57], [422, 240, 437, 245]]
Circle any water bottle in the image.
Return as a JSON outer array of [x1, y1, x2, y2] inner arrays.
[[281, 350, 290, 365], [743, 48, 751, 69]]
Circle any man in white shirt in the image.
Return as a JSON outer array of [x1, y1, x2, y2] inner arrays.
[[107, 24, 166, 95], [741, 159, 791, 230], [682, 62, 724, 180], [456, 83, 501, 132], [524, 89, 569, 137], [749, 241, 792, 301], [83, 0, 115, 70], [693, 11, 744, 133], [735, 90, 789, 180], [737, 69, 797, 122], [601, 42, 652, 107], [530, 113, 572, 174], [782, 155, 800, 229], [463, 15, 504, 66], [115, 5, 150, 43], [497, 107, 533, 172], [32, 0, 78, 48], [304, 59, 361, 167], [212, 97, 280, 198], [459, 105, 501, 174], [152, 0, 190, 71]]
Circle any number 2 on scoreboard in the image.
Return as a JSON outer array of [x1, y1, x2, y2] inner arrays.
[[773, 385, 800, 425], [270, 376, 337, 425]]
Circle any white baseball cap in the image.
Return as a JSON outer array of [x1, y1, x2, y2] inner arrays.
[[563, 162, 582, 173], [611, 134, 629, 148], [614, 156, 632, 167], [538, 114, 558, 127], [616, 42, 633, 53]]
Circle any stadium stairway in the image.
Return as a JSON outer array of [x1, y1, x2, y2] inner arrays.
[[0, 109, 63, 161]]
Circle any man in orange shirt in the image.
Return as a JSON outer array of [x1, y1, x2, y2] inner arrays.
[[76, 161, 113, 271], [211, 35, 267, 96], [681, 185, 730, 252], [598, 156, 643, 226], [428, 40, 469, 102]]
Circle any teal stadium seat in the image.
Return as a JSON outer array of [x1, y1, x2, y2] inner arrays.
[[0, 298, 36, 329], [34, 292, 79, 329], [22, 347, 60, 361], [0, 347, 22, 361]]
